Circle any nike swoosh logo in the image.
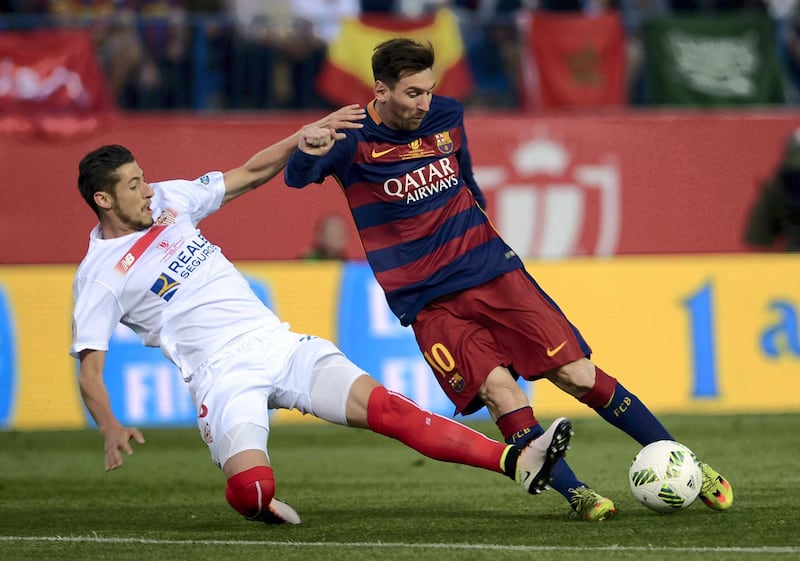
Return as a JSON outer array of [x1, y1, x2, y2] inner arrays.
[[546, 341, 567, 357], [371, 146, 397, 158]]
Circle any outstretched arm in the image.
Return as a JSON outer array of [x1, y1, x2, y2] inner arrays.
[[79, 349, 145, 471], [221, 104, 365, 205]]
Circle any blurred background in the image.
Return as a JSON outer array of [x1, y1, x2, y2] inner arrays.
[[0, 0, 798, 431]]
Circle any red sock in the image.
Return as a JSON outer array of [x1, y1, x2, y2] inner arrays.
[[225, 466, 275, 519], [579, 366, 618, 408], [496, 406, 540, 446], [367, 386, 507, 474]]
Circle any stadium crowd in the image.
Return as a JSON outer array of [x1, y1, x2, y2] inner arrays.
[[2, 0, 800, 110]]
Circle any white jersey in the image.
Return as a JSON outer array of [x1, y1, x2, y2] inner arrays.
[[70, 171, 286, 378]]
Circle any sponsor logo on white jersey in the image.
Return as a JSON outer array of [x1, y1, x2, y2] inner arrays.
[[150, 273, 180, 301], [165, 233, 218, 279]]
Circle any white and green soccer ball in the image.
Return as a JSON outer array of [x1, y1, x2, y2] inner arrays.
[[628, 440, 703, 513]]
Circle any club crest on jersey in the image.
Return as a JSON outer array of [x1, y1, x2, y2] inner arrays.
[[150, 273, 180, 301], [199, 175, 211, 185], [435, 131, 454, 154], [155, 209, 177, 225]]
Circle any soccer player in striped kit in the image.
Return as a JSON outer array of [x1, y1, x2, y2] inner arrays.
[[70, 105, 572, 526], [284, 37, 733, 520]]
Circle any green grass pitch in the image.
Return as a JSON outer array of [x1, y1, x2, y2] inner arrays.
[[0, 413, 797, 561]]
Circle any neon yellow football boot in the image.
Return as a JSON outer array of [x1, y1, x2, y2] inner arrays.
[[698, 463, 734, 511], [568, 486, 617, 521]]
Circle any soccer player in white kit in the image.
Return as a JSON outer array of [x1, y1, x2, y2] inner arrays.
[[70, 105, 573, 524]]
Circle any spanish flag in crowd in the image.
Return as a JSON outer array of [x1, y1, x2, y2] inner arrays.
[[315, 8, 474, 106]]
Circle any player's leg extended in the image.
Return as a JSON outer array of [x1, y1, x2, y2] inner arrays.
[[310, 352, 569, 495], [353, 376, 571, 495], [554, 359, 733, 510], [309, 353, 513, 475]]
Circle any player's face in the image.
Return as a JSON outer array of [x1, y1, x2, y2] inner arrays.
[[107, 162, 155, 233], [377, 69, 435, 131]]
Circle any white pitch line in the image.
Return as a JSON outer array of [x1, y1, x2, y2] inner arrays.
[[0, 536, 797, 554]]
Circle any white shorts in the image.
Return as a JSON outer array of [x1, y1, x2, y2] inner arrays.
[[188, 327, 367, 468]]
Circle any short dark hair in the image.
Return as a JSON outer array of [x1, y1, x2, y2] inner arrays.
[[77, 144, 135, 215], [372, 38, 435, 89]]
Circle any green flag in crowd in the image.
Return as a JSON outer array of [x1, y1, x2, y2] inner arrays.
[[644, 16, 785, 106]]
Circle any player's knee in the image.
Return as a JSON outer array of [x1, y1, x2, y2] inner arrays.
[[548, 358, 596, 396], [478, 366, 527, 411], [225, 466, 275, 519]]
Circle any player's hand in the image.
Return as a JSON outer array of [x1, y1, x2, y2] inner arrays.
[[101, 424, 145, 471], [312, 103, 365, 131], [298, 126, 342, 156], [299, 104, 365, 156]]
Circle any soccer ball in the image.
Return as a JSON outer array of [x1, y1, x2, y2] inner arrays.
[[628, 440, 703, 513]]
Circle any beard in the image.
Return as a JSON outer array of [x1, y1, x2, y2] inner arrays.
[[394, 113, 424, 131], [113, 201, 154, 232]]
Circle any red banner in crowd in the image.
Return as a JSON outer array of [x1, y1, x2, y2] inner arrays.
[[315, 8, 474, 106], [0, 30, 115, 138], [519, 11, 626, 110]]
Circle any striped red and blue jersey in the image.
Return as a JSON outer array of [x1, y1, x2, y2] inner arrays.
[[284, 96, 523, 325]]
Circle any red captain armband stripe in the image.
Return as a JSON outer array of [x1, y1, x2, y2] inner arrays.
[[114, 224, 167, 274]]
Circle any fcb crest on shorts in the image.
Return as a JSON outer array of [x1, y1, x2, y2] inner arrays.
[[435, 131, 454, 154], [448, 372, 465, 392]]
